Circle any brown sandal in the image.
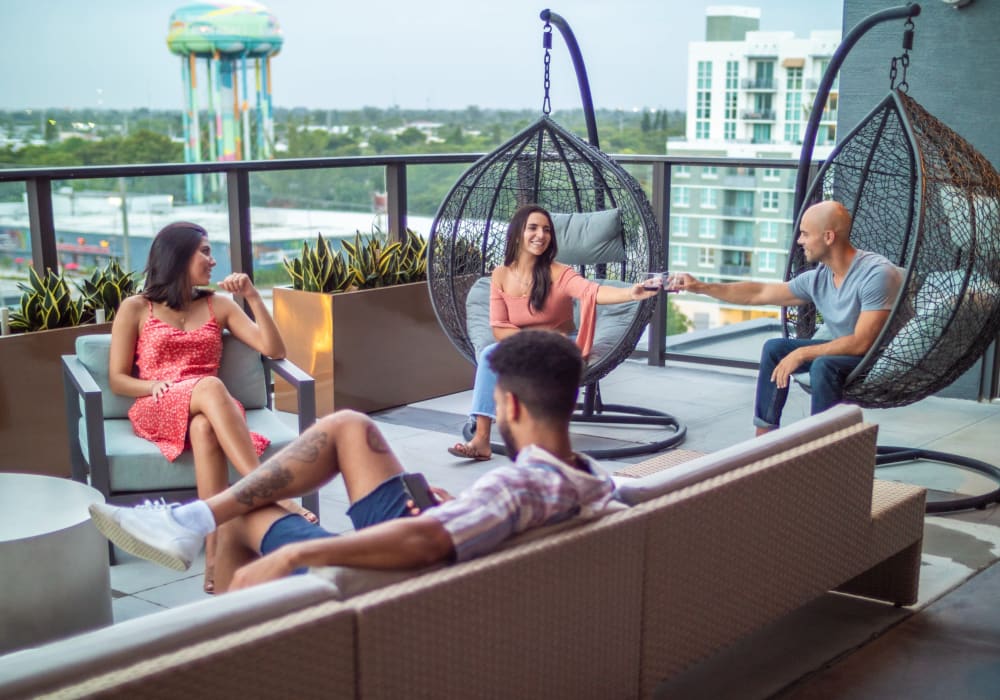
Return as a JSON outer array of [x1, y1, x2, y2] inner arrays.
[[447, 442, 492, 462]]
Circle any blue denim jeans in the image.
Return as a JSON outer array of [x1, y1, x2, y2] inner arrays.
[[470, 343, 500, 420], [754, 337, 862, 429]]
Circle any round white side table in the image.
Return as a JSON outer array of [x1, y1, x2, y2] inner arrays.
[[0, 473, 112, 654]]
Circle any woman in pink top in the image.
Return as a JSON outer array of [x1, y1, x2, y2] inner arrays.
[[448, 204, 658, 461], [109, 222, 313, 593]]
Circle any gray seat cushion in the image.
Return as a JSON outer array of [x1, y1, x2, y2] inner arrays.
[[81, 409, 298, 492]]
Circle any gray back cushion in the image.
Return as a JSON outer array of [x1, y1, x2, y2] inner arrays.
[[75, 331, 266, 418], [551, 209, 625, 266]]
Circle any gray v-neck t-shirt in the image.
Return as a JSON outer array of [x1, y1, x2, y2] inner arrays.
[[787, 250, 902, 339]]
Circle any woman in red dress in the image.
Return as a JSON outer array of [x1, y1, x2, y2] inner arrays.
[[109, 222, 310, 593]]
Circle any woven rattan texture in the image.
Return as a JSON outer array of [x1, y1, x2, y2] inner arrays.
[[350, 509, 645, 699], [613, 449, 706, 478], [428, 115, 662, 385], [37, 600, 355, 700], [787, 90, 1000, 408], [835, 479, 926, 605], [633, 423, 882, 696]]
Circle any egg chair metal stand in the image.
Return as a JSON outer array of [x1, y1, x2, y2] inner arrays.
[[787, 3, 1000, 512]]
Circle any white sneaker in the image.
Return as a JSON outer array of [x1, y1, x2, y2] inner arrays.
[[89, 499, 203, 571]]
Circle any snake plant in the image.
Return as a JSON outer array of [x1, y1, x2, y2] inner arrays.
[[78, 259, 141, 324], [283, 233, 352, 293], [8, 267, 84, 333]]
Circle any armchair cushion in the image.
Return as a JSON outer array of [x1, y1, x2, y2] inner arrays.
[[80, 409, 297, 492], [75, 335, 134, 419]]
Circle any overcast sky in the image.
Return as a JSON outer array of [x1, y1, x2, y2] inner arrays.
[[2, 0, 843, 112]]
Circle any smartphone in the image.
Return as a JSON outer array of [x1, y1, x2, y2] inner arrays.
[[401, 472, 438, 511]]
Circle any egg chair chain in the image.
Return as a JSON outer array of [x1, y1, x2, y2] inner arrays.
[[542, 20, 553, 115], [889, 17, 915, 93]]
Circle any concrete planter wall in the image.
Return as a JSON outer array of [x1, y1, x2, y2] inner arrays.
[[0, 323, 112, 477], [273, 283, 472, 416]]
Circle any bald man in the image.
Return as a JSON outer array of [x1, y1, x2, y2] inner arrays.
[[670, 201, 901, 435]]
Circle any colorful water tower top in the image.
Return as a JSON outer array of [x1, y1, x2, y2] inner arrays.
[[166, 2, 283, 57]]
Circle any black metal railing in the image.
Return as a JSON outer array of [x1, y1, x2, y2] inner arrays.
[[0, 152, 808, 373]]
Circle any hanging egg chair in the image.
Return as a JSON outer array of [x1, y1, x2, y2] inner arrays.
[[786, 90, 1000, 408], [786, 4, 1000, 511], [427, 11, 685, 458]]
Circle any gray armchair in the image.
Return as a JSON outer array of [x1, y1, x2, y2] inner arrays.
[[62, 333, 318, 559]]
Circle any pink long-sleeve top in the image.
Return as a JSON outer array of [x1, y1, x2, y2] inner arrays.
[[490, 265, 600, 358]]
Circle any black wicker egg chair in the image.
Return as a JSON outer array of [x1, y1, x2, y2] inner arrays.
[[786, 4, 1000, 512], [427, 11, 685, 459]]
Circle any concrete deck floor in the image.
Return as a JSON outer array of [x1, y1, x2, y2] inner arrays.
[[104, 358, 1000, 699]]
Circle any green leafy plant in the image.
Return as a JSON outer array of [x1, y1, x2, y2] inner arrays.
[[396, 228, 428, 284], [342, 231, 404, 289], [283, 229, 429, 293], [78, 259, 141, 324], [283, 233, 352, 293], [9, 267, 84, 333]]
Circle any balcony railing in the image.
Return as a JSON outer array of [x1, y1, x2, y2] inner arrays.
[[722, 205, 755, 217], [0, 152, 808, 373], [723, 174, 757, 188], [721, 234, 755, 248], [741, 78, 776, 91], [741, 110, 776, 121]]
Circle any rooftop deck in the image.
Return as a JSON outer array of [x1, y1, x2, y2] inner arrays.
[[102, 356, 1000, 699]]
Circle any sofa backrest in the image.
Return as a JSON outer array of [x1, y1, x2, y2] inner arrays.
[[0, 575, 341, 700], [631, 421, 879, 694], [74, 331, 267, 418], [614, 404, 864, 505]]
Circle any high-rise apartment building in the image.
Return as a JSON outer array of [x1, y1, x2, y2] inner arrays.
[[667, 7, 840, 330]]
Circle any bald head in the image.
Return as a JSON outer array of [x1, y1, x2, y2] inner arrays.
[[797, 200, 855, 265], [805, 200, 853, 243]]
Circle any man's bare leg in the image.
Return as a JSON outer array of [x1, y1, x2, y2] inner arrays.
[[205, 410, 405, 528], [213, 507, 289, 592]]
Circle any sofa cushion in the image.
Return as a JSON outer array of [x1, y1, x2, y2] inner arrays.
[[551, 209, 625, 266], [613, 404, 863, 505], [81, 409, 298, 492]]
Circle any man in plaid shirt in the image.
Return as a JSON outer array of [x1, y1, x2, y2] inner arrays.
[[90, 330, 616, 591]]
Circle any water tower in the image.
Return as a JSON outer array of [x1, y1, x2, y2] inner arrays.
[[167, 1, 283, 203]]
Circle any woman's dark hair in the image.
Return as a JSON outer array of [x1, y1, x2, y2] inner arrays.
[[503, 204, 558, 313], [142, 221, 213, 310]]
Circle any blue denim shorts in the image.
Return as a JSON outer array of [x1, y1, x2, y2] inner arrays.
[[260, 474, 411, 564]]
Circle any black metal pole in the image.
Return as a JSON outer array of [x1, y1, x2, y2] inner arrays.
[[540, 9, 600, 148], [793, 3, 921, 217]]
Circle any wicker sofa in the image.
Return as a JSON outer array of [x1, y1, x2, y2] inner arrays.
[[0, 405, 926, 699]]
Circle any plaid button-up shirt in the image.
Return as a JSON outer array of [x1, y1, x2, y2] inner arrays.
[[427, 444, 615, 562]]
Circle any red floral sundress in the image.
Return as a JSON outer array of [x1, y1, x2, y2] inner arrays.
[[127, 299, 270, 462]]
